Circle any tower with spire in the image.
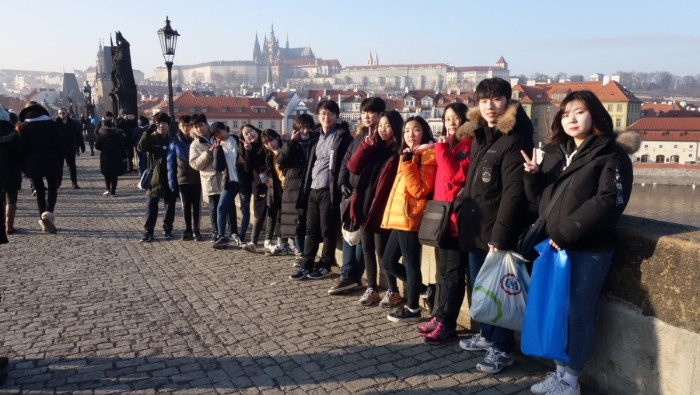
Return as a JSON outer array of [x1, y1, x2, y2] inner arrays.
[[253, 33, 262, 64]]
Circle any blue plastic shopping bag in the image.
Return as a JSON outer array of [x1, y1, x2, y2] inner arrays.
[[521, 239, 570, 362]]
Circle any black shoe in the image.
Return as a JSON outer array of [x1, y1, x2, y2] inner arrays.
[[193, 231, 202, 241], [181, 231, 193, 241], [72, 183, 80, 189], [213, 237, 228, 249], [211, 232, 219, 243], [140, 232, 154, 242], [164, 231, 173, 240], [387, 305, 422, 323], [328, 277, 362, 295]]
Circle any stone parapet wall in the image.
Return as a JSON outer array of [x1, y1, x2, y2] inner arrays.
[[632, 163, 700, 185]]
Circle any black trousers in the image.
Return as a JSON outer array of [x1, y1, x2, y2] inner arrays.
[[31, 176, 58, 214], [301, 188, 338, 271], [434, 237, 468, 330], [104, 176, 118, 194], [179, 184, 202, 233]]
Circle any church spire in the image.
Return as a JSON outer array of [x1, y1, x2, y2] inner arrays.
[[286, 33, 289, 49], [253, 32, 261, 64]]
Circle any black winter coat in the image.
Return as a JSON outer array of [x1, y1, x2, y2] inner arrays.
[[277, 132, 319, 238], [523, 132, 639, 251], [0, 121, 22, 193], [298, 122, 353, 211], [96, 125, 127, 177], [137, 126, 171, 198], [55, 117, 83, 155], [244, 142, 268, 218], [18, 110, 64, 179], [455, 103, 534, 253]]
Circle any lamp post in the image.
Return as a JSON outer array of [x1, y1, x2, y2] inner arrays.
[[82, 81, 94, 118], [157, 16, 179, 122]]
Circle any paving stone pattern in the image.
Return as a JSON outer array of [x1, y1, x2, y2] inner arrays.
[[0, 155, 598, 394]]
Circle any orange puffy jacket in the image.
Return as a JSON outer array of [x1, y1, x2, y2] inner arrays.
[[380, 145, 436, 232]]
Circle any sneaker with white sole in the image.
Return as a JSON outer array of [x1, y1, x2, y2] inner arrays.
[[265, 245, 287, 256], [459, 333, 493, 351], [476, 347, 514, 374], [293, 252, 303, 267], [387, 305, 421, 323], [229, 233, 242, 247], [263, 239, 273, 250], [379, 289, 402, 308], [530, 372, 561, 395], [359, 287, 381, 306], [307, 267, 331, 280], [40, 212, 57, 234], [241, 242, 257, 253], [289, 268, 310, 281], [546, 379, 580, 395], [328, 277, 361, 295]]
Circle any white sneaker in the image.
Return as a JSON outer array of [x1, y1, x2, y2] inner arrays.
[[476, 347, 514, 374], [546, 379, 580, 395], [103, 190, 110, 196], [531, 372, 561, 395], [459, 333, 493, 351], [263, 239, 273, 250], [40, 212, 57, 234], [230, 234, 242, 247], [242, 242, 256, 253]]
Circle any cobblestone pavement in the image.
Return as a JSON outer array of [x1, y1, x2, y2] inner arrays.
[[0, 155, 595, 394]]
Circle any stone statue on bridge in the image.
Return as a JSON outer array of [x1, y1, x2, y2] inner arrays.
[[110, 31, 138, 117]]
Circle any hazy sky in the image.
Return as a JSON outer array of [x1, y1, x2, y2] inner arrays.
[[3, 0, 699, 79]]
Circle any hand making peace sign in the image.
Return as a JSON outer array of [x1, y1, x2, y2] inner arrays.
[[521, 148, 539, 174]]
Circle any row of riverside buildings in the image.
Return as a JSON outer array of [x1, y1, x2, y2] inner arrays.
[[143, 78, 699, 165]]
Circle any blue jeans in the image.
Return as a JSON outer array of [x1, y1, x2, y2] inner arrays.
[[208, 194, 220, 235], [217, 181, 239, 237], [555, 249, 614, 376], [137, 151, 147, 175], [469, 251, 514, 353], [382, 230, 423, 309], [341, 238, 364, 283], [238, 192, 251, 240]]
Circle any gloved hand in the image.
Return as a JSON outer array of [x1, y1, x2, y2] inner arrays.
[[402, 152, 414, 162], [341, 184, 353, 199], [259, 173, 269, 184]]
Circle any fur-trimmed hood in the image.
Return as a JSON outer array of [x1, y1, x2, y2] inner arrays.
[[456, 101, 522, 140], [614, 130, 641, 154]]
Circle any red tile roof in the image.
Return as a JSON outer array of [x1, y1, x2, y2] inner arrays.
[[627, 117, 700, 131], [514, 81, 641, 104], [162, 91, 282, 120]]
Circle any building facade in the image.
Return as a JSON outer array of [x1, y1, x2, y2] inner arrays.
[[626, 118, 700, 164]]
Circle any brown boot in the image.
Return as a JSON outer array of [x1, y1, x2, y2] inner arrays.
[[5, 204, 15, 234]]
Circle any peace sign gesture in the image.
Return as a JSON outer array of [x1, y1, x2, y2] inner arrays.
[[521, 148, 539, 174], [364, 126, 377, 146]]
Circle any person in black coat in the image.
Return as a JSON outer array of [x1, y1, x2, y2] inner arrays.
[[95, 120, 126, 196], [136, 112, 175, 242], [522, 90, 639, 395], [0, 107, 21, 242], [277, 114, 319, 266], [55, 107, 83, 189], [289, 100, 353, 281], [240, 125, 269, 252], [454, 78, 534, 374], [18, 103, 64, 234]]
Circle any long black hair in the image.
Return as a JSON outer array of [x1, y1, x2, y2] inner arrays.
[[442, 102, 468, 149], [550, 90, 613, 145], [399, 116, 433, 153]]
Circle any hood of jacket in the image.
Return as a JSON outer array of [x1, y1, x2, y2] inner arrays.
[[456, 101, 522, 140]]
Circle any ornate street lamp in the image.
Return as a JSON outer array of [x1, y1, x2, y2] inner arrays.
[[157, 16, 179, 121], [82, 81, 94, 118]]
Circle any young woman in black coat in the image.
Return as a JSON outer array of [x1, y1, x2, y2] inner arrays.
[[96, 120, 127, 196]]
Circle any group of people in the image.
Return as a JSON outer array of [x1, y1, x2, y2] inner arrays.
[[1, 77, 640, 395]]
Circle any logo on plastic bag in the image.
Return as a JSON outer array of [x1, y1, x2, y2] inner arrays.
[[500, 273, 522, 295]]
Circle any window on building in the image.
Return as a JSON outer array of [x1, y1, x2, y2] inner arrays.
[[644, 144, 648, 148], [546, 106, 551, 113], [174, 107, 180, 112], [221, 107, 228, 113], [617, 104, 623, 112], [260, 108, 266, 113], [189, 107, 195, 113], [242, 121, 247, 126], [659, 144, 663, 148], [236, 107, 243, 113], [258, 121, 263, 128], [271, 121, 275, 129], [674, 145, 678, 148], [607, 104, 613, 111], [201, 106, 208, 113], [533, 118, 539, 127], [616, 118, 621, 127], [233, 121, 238, 129], [252, 108, 258, 113]]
